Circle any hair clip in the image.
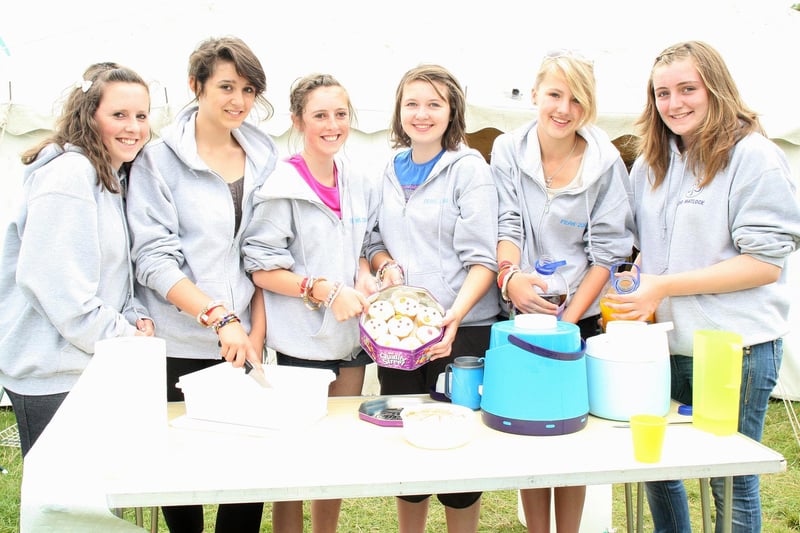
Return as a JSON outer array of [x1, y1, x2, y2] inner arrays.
[[75, 79, 92, 93]]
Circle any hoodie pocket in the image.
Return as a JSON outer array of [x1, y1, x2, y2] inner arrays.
[[407, 271, 457, 309]]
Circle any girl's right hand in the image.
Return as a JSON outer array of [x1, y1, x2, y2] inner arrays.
[[507, 272, 558, 315], [218, 321, 258, 368], [330, 286, 368, 322]]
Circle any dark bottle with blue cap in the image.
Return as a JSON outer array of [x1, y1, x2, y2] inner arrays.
[[533, 256, 570, 306]]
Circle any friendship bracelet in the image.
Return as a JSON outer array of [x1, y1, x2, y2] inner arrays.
[[500, 266, 521, 302], [377, 260, 404, 283], [211, 312, 240, 334], [497, 264, 520, 290], [324, 281, 344, 308], [197, 300, 227, 327], [299, 276, 310, 298], [302, 276, 326, 311]]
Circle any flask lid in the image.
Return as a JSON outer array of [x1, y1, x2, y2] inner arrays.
[[514, 313, 557, 330], [534, 258, 567, 276], [613, 273, 639, 293]]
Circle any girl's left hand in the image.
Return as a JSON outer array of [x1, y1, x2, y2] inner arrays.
[[426, 309, 460, 361], [355, 272, 380, 297], [604, 273, 663, 321]]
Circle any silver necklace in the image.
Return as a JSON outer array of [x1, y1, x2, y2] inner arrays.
[[544, 137, 579, 188]]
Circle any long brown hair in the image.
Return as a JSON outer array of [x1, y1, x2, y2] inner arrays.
[[635, 41, 763, 188], [390, 64, 466, 151], [21, 63, 150, 193]]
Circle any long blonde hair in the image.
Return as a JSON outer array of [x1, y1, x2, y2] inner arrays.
[[635, 41, 763, 188], [534, 50, 597, 129]]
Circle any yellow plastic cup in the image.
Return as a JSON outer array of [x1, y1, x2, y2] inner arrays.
[[630, 414, 667, 463]]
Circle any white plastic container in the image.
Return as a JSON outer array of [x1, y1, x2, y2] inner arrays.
[[177, 362, 335, 429], [584, 321, 672, 421]]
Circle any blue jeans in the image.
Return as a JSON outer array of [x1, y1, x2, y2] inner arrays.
[[645, 339, 782, 533]]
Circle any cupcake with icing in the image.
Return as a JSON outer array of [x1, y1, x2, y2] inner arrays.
[[362, 317, 389, 338], [416, 305, 444, 327], [415, 325, 442, 344], [387, 315, 415, 338], [367, 299, 395, 321]]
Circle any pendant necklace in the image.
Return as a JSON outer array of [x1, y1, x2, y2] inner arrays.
[[544, 137, 579, 188]]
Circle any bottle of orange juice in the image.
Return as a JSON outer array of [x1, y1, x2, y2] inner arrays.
[[599, 262, 652, 331]]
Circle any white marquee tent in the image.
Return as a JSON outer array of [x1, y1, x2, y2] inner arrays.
[[1, 0, 799, 400]]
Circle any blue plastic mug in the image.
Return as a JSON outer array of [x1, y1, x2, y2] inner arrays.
[[444, 356, 485, 410]]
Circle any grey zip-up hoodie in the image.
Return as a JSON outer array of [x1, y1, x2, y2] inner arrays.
[[0, 144, 145, 395], [127, 106, 278, 358], [242, 156, 379, 361], [366, 145, 501, 325], [493, 120, 635, 318], [631, 133, 800, 355]]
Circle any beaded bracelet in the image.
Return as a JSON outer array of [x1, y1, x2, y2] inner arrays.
[[211, 312, 240, 334], [197, 300, 227, 327], [377, 260, 404, 283], [324, 281, 344, 308]]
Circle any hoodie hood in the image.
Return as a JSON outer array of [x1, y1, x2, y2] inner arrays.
[[22, 143, 84, 184], [159, 105, 277, 181], [510, 119, 620, 192]]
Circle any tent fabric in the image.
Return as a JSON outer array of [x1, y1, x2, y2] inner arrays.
[[2, 102, 799, 401], [1, 0, 798, 400]]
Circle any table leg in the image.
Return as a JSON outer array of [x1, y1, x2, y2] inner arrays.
[[636, 482, 644, 533], [721, 477, 733, 533], [699, 477, 712, 533], [150, 506, 159, 533], [135, 507, 143, 527], [625, 483, 634, 533]]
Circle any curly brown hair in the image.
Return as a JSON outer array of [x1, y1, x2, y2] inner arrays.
[[21, 62, 150, 193]]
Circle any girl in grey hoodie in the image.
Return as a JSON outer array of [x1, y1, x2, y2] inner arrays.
[[126, 37, 276, 533], [366, 64, 500, 533], [0, 63, 154, 456], [606, 41, 800, 533], [242, 73, 379, 533], [493, 51, 635, 533]]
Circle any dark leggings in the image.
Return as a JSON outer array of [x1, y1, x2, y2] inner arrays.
[[162, 357, 263, 533], [378, 323, 493, 509], [4, 388, 69, 457], [161, 503, 264, 533]]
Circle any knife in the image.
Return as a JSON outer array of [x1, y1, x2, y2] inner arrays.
[[220, 356, 271, 388], [244, 360, 272, 388]]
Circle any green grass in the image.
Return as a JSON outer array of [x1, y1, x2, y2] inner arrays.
[[2, 400, 798, 532]]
